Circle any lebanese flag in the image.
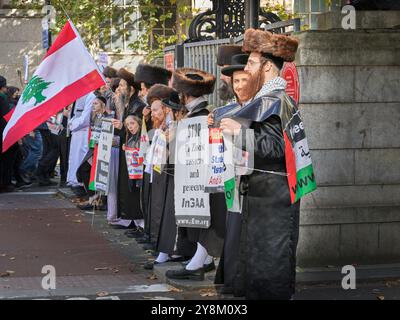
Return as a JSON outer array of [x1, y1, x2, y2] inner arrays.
[[2, 20, 105, 152]]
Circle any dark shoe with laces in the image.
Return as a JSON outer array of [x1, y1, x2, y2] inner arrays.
[[203, 260, 216, 273], [166, 267, 205, 281]]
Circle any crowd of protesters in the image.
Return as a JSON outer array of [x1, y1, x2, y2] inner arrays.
[[0, 28, 307, 300]]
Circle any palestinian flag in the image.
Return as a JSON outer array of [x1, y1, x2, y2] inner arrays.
[[283, 110, 317, 203], [215, 90, 317, 204], [3, 106, 15, 122], [89, 144, 99, 191], [2, 20, 105, 152]]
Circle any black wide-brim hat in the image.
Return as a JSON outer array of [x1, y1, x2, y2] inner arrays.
[[135, 64, 172, 86], [221, 54, 249, 77], [162, 90, 183, 111], [216, 45, 243, 66]]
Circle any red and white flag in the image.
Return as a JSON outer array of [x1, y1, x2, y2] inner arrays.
[[2, 20, 105, 152]]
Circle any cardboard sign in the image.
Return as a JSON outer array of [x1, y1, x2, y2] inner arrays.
[[174, 116, 210, 228], [94, 119, 113, 194], [205, 128, 225, 193], [124, 146, 143, 180]]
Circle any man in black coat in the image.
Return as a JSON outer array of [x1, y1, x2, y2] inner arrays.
[[111, 68, 146, 228], [166, 68, 227, 281], [125, 64, 171, 242], [217, 29, 309, 300]]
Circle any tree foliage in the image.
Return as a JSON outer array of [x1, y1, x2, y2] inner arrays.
[[11, 0, 192, 62]]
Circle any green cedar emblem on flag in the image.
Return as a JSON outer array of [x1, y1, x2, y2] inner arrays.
[[22, 75, 53, 106]]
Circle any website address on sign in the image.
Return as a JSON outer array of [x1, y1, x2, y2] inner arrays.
[[176, 216, 210, 228]]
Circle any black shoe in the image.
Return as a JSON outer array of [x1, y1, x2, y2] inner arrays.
[[203, 260, 216, 273], [136, 234, 151, 243], [142, 242, 156, 251], [16, 181, 33, 189], [125, 228, 144, 238], [169, 256, 191, 263], [77, 203, 94, 210], [72, 186, 87, 197], [143, 260, 168, 270], [110, 224, 133, 230], [166, 267, 205, 281]]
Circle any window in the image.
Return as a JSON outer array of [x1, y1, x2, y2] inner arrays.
[[294, 0, 342, 29], [100, 0, 143, 53]]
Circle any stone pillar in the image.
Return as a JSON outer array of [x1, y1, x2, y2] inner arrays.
[[294, 11, 400, 267]]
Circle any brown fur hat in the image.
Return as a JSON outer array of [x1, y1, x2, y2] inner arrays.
[[117, 68, 140, 90], [135, 64, 172, 86], [103, 66, 118, 79], [172, 68, 216, 97], [242, 28, 298, 62], [217, 45, 243, 66], [147, 84, 174, 105]]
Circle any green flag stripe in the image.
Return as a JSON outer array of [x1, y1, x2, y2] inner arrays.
[[294, 164, 317, 202], [224, 177, 235, 209]]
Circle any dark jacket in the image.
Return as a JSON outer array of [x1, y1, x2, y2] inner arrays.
[[184, 99, 227, 257], [227, 89, 301, 300], [116, 96, 146, 220]]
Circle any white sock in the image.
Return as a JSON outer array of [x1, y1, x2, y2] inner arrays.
[[204, 255, 213, 265], [133, 219, 144, 229], [186, 242, 208, 270], [155, 252, 169, 263]]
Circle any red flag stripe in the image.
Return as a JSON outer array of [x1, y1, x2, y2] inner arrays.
[[43, 21, 77, 60], [3, 107, 15, 122], [2, 70, 103, 152], [284, 131, 297, 204]]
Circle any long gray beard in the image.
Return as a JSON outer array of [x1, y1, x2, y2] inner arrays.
[[218, 79, 235, 101], [116, 94, 128, 121]]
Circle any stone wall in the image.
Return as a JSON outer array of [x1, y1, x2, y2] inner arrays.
[[0, 9, 44, 88], [294, 22, 400, 266]]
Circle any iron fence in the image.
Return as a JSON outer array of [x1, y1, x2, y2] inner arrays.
[[164, 18, 300, 108]]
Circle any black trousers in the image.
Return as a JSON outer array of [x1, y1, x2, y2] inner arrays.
[[59, 134, 71, 183], [37, 130, 59, 180], [76, 160, 94, 197]]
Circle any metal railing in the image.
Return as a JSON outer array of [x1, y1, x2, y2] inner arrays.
[[164, 18, 301, 108]]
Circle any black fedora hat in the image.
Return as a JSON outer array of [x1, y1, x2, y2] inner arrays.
[[221, 54, 249, 77], [162, 90, 183, 111]]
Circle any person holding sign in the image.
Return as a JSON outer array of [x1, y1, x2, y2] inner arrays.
[[143, 84, 174, 253], [209, 53, 254, 295], [215, 29, 316, 300], [76, 96, 110, 210], [143, 90, 193, 270], [114, 114, 145, 229], [166, 68, 227, 281], [111, 68, 146, 229]]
